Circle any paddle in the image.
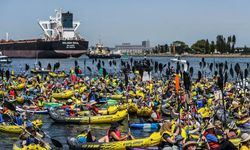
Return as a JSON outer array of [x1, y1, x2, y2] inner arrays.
[[5, 113, 52, 149], [4, 102, 62, 148]]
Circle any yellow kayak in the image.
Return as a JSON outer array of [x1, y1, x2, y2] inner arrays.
[[78, 104, 127, 116], [16, 96, 24, 104], [49, 108, 127, 124], [13, 83, 25, 90], [110, 95, 126, 100], [13, 142, 51, 150], [0, 119, 43, 134], [52, 90, 74, 99], [67, 132, 161, 149]]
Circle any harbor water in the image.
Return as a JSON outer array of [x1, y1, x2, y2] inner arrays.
[[1, 55, 250, 149]]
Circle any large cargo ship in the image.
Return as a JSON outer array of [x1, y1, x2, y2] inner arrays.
[[0, 10, 88, 58]]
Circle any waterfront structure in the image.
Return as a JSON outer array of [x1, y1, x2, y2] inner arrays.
[[115, 40, 151, 54]]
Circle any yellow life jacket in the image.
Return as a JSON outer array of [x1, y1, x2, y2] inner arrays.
[[38, 100, 44, 107], [161, 130, 173, 142], [77, 133, 87, 138]]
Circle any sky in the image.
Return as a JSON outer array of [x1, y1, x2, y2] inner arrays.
[[0, 0, 250, 47]]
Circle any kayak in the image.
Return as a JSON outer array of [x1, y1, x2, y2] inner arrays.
[[12, 83, 25, 91], [44, 102, 63, 108], [49, 71, 67, 78], [13, 141, 51, 150], [49, 108, 127, 124], [0, 119, 43, 134], [98, 99, 118, 107], [52, 90, 74, 99], [67, 132, 161, 150], [78, 104, 126, 116], [237, 121, 250, 129], [16, 106, 48, 114], [109, 95, 126, 100], [129, 123, 161, 130], [16, 96, 24, 104]]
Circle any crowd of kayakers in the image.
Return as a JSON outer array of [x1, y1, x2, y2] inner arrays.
[[1, 58, 250, 150]]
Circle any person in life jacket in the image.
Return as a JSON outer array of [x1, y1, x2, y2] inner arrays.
[[149, 106, 161, 122], [65, 108, 76, 117], [15, 113, 24, 125], [86, 100, 99, 116], [240, 133, 250, 150], [0, 107, 5, 125], [183, 141, 197, 150], [203, 124, 237, 150], [25, 130, 39, 146], [77, 129, 96, 143], [99, 122, 133, 142], [160, 121, 178, 150], [196, 95, 205, 110], [9, 89, 15, 99], [88, 87, 99, 102]]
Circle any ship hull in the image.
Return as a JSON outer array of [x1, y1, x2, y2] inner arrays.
[[87, 54, 121, 59], [0, 40, 88, 58]]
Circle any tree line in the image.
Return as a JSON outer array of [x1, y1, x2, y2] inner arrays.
[[151, 35, 245, 54]]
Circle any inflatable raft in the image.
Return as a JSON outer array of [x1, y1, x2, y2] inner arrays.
[[0, 119, 43, 134], [129, 123, 161, 130], [49, 108, 127, 124], [67, 132, 161, 150]]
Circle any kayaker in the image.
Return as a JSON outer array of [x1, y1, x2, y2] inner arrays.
[[86, 100, 100, 116], [24, 129, 39, 146], [77, 129, 96, 143], [99, 122, 134, 142], [160, 121, 178, 150], [0, 107, 5, 125], [65, 107, 76, 117], [203, 124, 237, 150], [240, 133, 250, 150], [183, 141, 197, 150], [15, 113, 24, 125], [88, 87, 99, 102]]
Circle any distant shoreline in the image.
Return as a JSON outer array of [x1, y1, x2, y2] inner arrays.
[[128, 53, 250, 58]]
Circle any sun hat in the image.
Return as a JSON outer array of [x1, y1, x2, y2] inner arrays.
[[67, 99, 73, 103], [241, 133, 250, 143], [206, 124, 215, 130], [228, 122, 237, 130], [183, 141, 197, 149], [89, 100, 97, 105]]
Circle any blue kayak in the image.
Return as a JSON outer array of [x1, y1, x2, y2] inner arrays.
[[238, 122, 250, 129], [129, 123, 161, 129]]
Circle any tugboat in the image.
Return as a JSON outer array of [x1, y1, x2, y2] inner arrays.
[[0, 51, 12, 64], [170, 55, 187, 64], [0, 9, 88, 58], [87, 42, 122, 59]]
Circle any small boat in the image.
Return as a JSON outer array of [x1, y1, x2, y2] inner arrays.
[[0, 51, 12, 64], [49, 108, 127, 124], [170, 55, 187, 63], [31, 68, 50, 74], [236, 119, 250, 129], [67, 132, 161, 150], [129, 123, 162, 130], [52, 90, 74, 99], [86, 42, 122, 59], [0, 119, 43, 134], [16, 106, 48, 114], [13, 141, 51, 150]]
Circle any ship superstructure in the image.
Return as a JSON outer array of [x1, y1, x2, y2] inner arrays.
[[0, 10, 88, 58]]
